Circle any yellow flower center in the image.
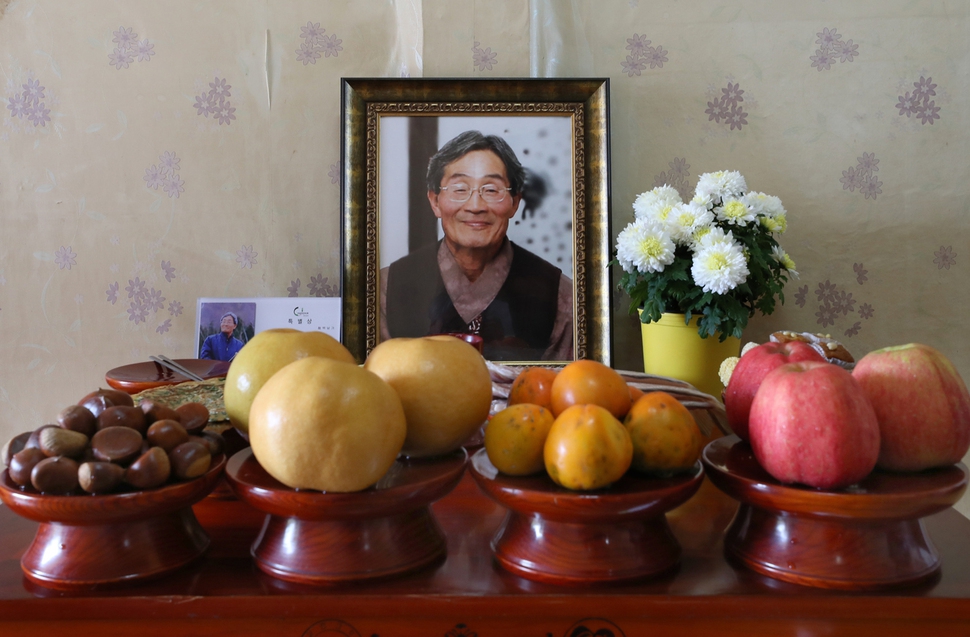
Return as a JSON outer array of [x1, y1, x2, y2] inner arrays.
[[723, 200, 748, 220], [658, 204, 674, 221], [705, 252, 729, 271], [639, 236, 665, 258]]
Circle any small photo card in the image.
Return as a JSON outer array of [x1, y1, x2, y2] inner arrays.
[[195, 297, 342, 361]]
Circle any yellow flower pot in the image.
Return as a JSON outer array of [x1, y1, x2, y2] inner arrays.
[[638, 312, 740, 398]]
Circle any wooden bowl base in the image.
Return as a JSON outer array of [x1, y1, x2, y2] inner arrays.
[[725, 505, 940, 590], [251, 507, 448, 584], [22, 508, 209, 590], [493, 512, 681, 585], [703, 436, 969, 591]]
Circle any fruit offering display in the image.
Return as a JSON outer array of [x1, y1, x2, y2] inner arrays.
[[247, 357, 407, 493], [485, 359, 705, 490], [364, 335, 492, 458], [224, 328, 357, 434], [2, 387, 223, 495], [721, 337, 970, 490], [853, 343, 970, 472], [240, 334, 489, 493], [749, 361, 880, 490]]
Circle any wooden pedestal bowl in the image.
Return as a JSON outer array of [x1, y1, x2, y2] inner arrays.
[[0, 454, 227, 590], [225, 447, 468, 585], [702, 435, 969, 590], [469, 448, 705, 585]]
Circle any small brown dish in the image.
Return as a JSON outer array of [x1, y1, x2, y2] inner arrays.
[[105, 359, 230, 394], [225, 447, 468, 585], [0, 454, 226, 590], [469, 448, 705, 585], [702, 435, 969, 590]]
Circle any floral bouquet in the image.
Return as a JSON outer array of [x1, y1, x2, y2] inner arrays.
[[615, 170, 797, 341]]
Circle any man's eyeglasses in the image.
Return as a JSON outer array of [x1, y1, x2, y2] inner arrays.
[[439, 184, 512, 204]]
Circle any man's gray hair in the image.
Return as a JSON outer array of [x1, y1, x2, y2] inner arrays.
[[426, 130, 526, 195], [221, 311, 238, 325]]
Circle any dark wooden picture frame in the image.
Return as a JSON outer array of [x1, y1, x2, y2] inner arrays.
[[340, 78, 612, 365]]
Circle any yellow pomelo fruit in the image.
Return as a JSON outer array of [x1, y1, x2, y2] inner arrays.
[[624, 391, 703, 475], [363, 335, 492, 458], [484, 403, 555, 476], [543, 404, 633, 490], [225, 328, 356, 433], [248, 356, 406, 492]]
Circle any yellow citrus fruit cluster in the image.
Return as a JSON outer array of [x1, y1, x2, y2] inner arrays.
[[484, 360, 703, 490]]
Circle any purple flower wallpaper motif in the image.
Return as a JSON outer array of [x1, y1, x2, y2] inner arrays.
[[308, 274, 337, 297], [127, 301, 147, 324], [108, 27, 154, 70], [844, 321, 862, 337], [806, 268, 875, 338], [653, 157, 691, 201], [145, 151, 186, 199], [156, 319, 171, 334], [106, 281, 119, 305], [6, 75, 51, 128], [193, 77, 235, 126], [168, 301, 183, 317], [236, 245, 258, 269], [54, 246, 77, 270], [810, 27, 858, 71], [840, 151, 882, 200], [329, 163, 340, 184], [288, 279, 301, 297], [296, 21, 342, 65], [472, 42, 497, 71], [897, 76, 941, 125], [620, 33, 667, 76], [705, 81, 748, 131], [934, 245, 956, 270], [161, 260, 176, 283]]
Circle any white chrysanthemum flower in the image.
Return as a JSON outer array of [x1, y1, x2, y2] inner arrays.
[[690, 192, 713, 211], [761, 211, 788, 234], [754, 193, 787, 233], [771, 245, 798, 278], [668, 202, 715, 245], [762, 194, 786, 218], [691, 235, 749, 294], [695, 171, 747, 201], [615, 218, 676, 274], [694, 225, 731, 249], [742, 191, 771, 216], [716, 197, 757, 226], [633, 185, 683, 220]]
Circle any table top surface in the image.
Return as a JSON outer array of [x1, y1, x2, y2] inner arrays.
[[2, 445, 970, 634]]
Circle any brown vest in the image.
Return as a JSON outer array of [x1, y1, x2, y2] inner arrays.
[[385, 241, 561, 360]]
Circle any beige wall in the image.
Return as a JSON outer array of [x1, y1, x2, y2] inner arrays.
[[2, 1, 968, 513]]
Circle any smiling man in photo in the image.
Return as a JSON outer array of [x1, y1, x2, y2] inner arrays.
[[380, 130, 573, 361]]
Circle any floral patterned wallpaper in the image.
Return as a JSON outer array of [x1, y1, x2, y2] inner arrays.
[[1, 0, 968, 511]]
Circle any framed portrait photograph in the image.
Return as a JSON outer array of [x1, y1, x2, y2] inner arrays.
[[341, 78, 612, 365]]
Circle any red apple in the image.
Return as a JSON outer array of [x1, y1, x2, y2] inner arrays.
[[749, 361, 880, 490], [852, 343, 970, 472], [724, 341, 826, 440]]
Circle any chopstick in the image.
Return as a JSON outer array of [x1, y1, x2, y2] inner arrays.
[[149, 355, 206, 382]]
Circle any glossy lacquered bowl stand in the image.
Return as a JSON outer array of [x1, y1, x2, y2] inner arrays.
[[469, 448, 705, 585], [225, 447, 468, 585], [703, 435, 969, 590], [0, 454, 227, 590]]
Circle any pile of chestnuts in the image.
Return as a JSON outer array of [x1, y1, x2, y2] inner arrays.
[[1, 388, 224, 495]]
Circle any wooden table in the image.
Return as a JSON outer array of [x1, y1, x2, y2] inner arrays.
[[2, 467, 970, 637]]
